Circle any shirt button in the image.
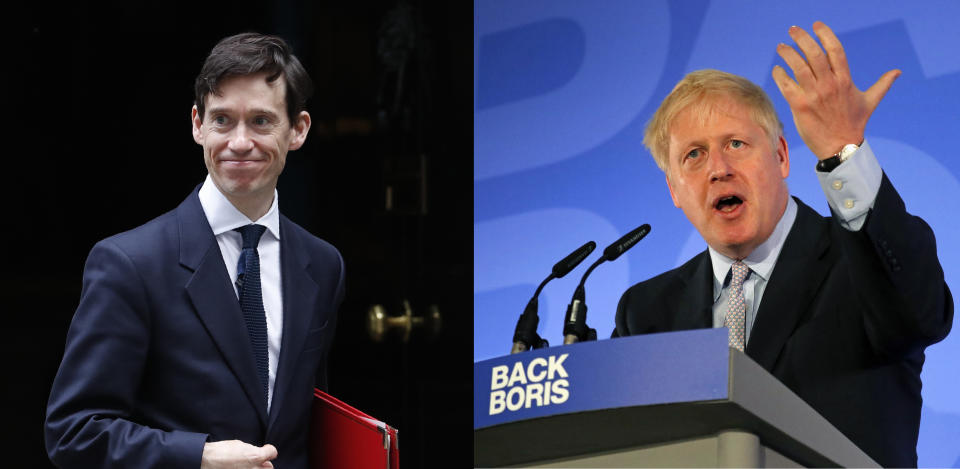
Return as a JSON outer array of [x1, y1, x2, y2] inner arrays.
[[844, 199, 855, 209], [832, 180, 843, 191]]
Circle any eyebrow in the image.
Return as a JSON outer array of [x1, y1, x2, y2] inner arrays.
[[205, 107, 281, 119], [677, 132, 742, 148]]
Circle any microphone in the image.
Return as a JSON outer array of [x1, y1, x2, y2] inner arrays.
[[563, 224, 651, 345], [511, 241, 596, 354], [603, 223, 651, 261], [553, 240, 597, 278]]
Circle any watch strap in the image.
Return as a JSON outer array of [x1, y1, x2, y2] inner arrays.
[[816, 142, 861, 173], [816, 155, 843, 172]]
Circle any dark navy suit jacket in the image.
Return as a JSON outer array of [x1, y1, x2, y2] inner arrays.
[[46, 188, 344, 468], [616, 175, 952, 467]]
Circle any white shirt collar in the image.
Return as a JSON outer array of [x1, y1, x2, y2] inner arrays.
[[708, 197, 798, 295], [197, 174, 281, 240]]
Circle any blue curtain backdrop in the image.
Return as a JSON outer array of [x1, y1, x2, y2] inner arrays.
[[474, 1, 960, 466]]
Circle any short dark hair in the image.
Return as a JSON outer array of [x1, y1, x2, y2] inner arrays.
[[194, 32, 314, 124]]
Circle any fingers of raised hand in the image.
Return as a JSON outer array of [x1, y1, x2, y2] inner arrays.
[[776, 42, 816, 89], [811, 21, 850, 78], [788, 25, 832, 81], [771, 65, 801, 103], [864, 69, 902, 110]]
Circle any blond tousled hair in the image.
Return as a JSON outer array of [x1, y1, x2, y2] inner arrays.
[[644, 69, 784, 172]]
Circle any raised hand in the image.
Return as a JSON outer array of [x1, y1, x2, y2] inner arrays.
[[771, 21, 900, 159]]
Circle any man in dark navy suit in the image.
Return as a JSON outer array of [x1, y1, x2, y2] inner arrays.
[[46, 33, 344, 469], [616, 22, 951, 467]]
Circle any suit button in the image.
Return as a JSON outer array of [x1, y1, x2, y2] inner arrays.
[[844, 199, 855, 209], [886, 249, 894, 257], [832, 180, 843, 190]]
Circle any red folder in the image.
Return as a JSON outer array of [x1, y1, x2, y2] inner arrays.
[[310, 388, 399, 469]]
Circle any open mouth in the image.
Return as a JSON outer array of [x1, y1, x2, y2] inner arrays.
[[715, 195, 743, 213]]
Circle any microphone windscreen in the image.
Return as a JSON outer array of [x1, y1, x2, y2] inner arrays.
[[552, 241, 597, 278], [603, 224, 651, 261]]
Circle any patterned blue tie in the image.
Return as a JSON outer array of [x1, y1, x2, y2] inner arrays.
[[725, 261, 750, 352], [235, 224, 269, 406]]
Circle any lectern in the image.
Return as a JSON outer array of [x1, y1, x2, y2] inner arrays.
[[474, 329, 878, 467]]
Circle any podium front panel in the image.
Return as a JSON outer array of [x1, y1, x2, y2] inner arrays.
[[474, 328, 729, 429]]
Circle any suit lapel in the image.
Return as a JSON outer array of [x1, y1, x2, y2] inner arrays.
[[673, 251, 714, 330], [746, 198, 833, 371], [177, 190, 269, 428], [267, 216, 319, 431]]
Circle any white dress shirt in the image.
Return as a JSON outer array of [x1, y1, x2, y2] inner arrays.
[[710, 198, 797, 344], [198, 175, 283, 412], [711, 140, 883, 344]]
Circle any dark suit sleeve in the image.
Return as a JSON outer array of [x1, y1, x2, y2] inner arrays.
[[45, 240, 207, 468], [837, 174, 953, 357], [314, 249, 345, 391]]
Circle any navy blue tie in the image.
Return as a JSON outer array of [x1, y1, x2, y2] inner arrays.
[[235, 224, 269, 406]]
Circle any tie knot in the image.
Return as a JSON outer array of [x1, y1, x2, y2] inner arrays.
[[730, 261, 749, 286], [235, 224, 267, 249]]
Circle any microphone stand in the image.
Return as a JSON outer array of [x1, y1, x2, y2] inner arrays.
[[563, 224, 650, 345], [511, 276, 552, 353], [563, 262, 600, 345], [511, 241, 596, 354]]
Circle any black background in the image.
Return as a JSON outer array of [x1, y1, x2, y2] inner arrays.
[[10, 1, 472, 467]]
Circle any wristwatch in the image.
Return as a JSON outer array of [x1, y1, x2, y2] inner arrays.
[[816, 142, 860, 172]]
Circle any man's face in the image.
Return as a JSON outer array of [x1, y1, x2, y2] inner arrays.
[[664, 96, 790, 260], [192, 72, 309, 205]]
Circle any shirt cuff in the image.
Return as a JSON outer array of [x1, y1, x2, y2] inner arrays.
[[816, 138, 882, 231]]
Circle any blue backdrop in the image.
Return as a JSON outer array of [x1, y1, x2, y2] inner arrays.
[[474, 1, 960, 466]]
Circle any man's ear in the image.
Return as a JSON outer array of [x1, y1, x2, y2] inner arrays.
[[776, 134, 790, 179], [191, 105, 203, 145], [287, 111, 312, 151], [665, 172, 681, 208]]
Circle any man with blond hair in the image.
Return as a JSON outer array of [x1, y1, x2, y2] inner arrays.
[[615, 22, 951, 467]]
